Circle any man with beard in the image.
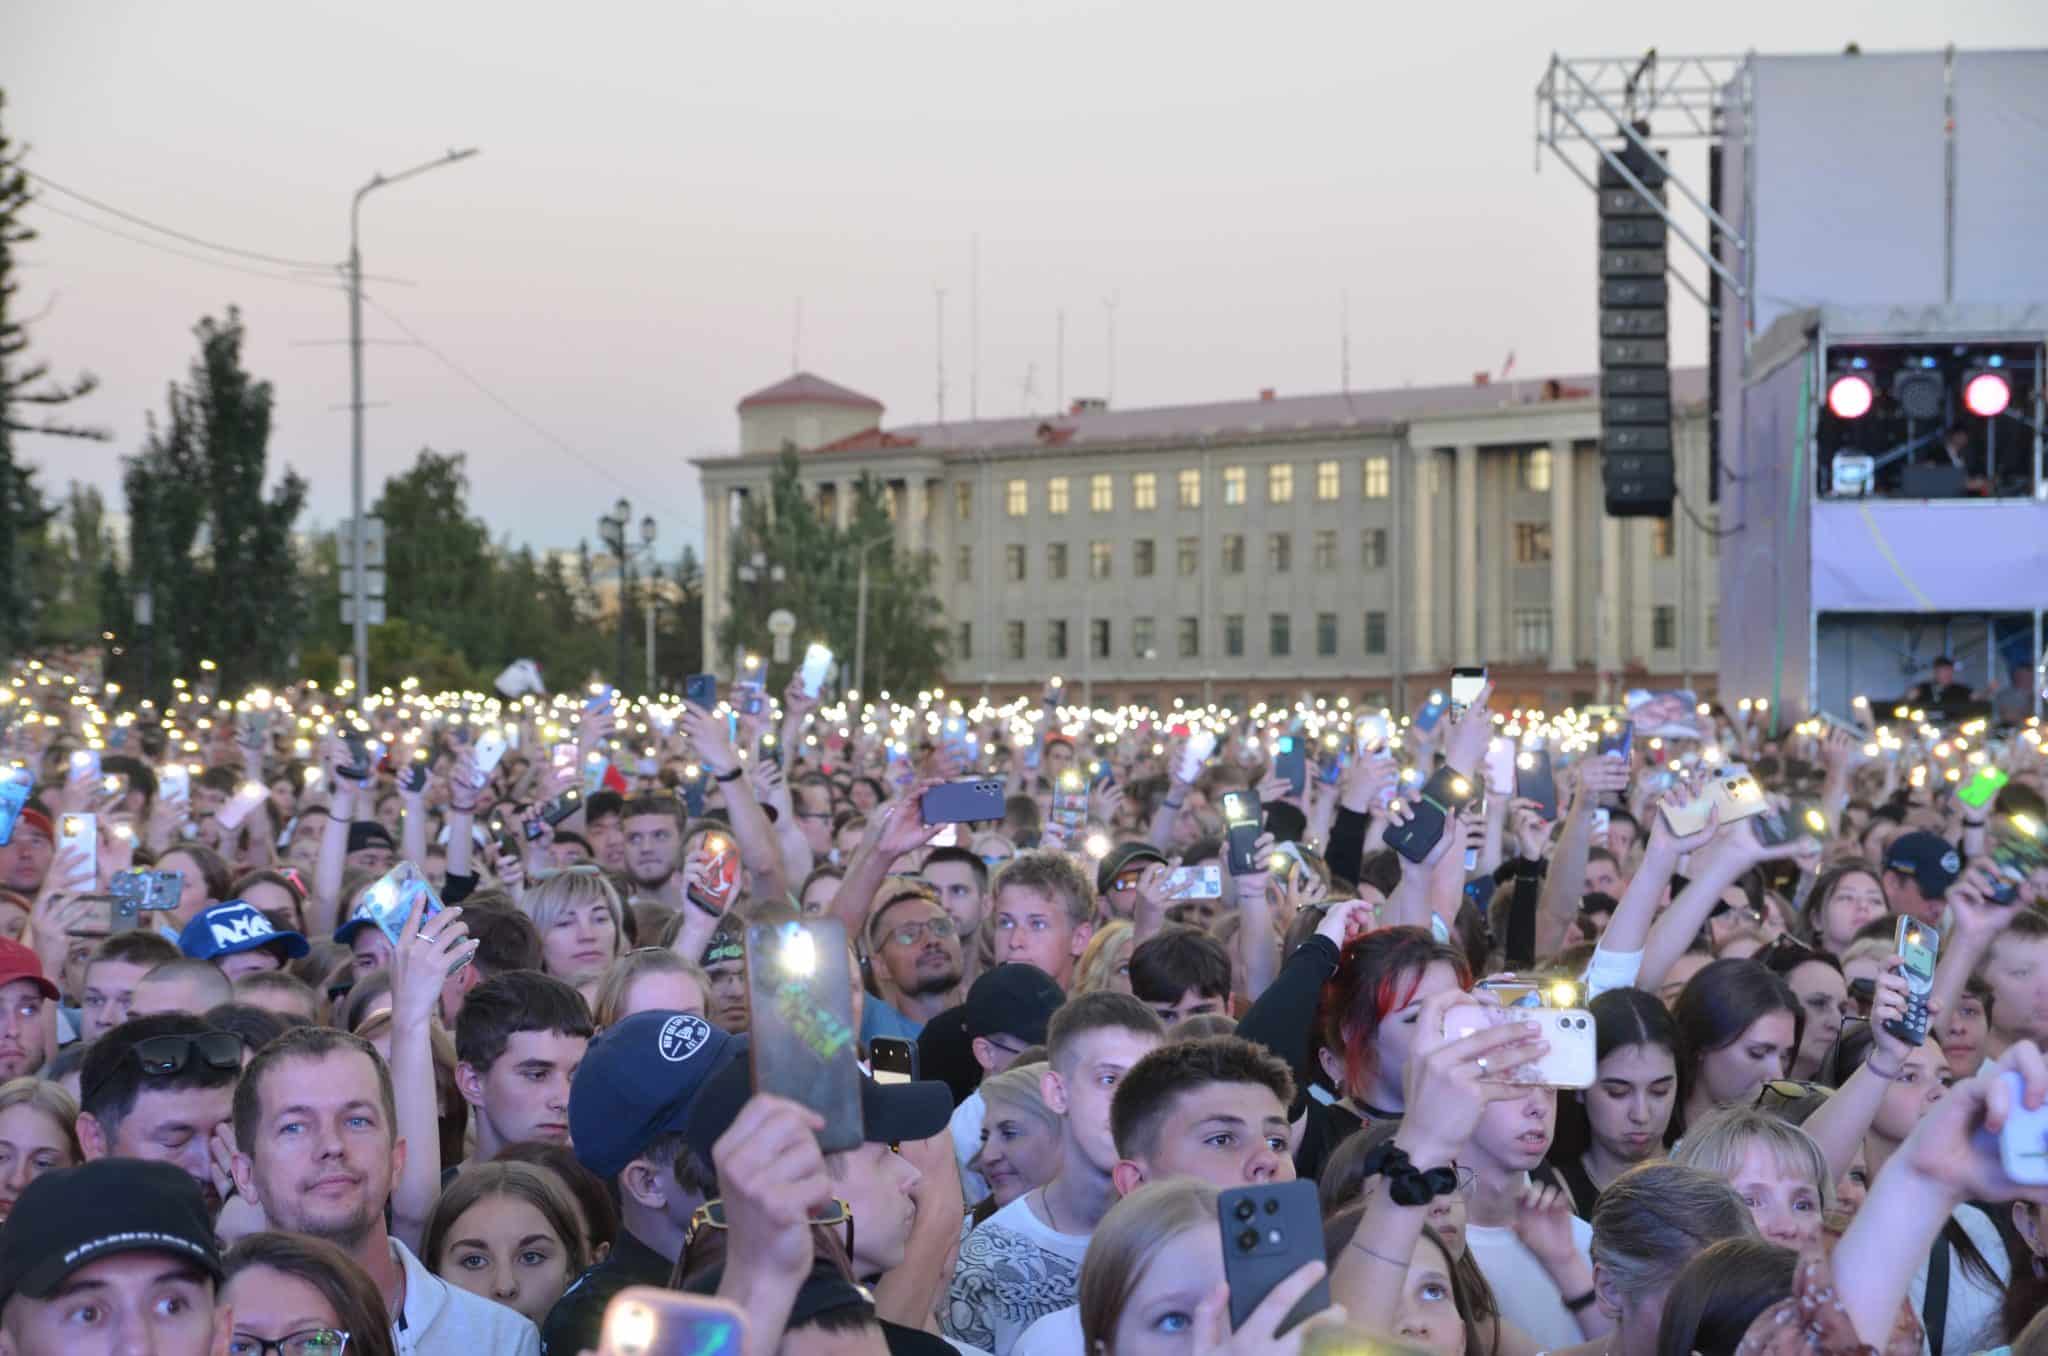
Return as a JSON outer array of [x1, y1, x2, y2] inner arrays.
[[231, 1026, 540, 1356], [75, 1015, 240, 1217], [864, 885, 964, 1032], [620, 794, 686, 909]]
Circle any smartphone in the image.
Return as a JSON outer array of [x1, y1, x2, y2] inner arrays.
[[1987, 815, 2048, 905], [940, 715, 977, 765], [798, 643, 834, 700], [746, 919, 863, 1153], [680, 770, 707, 820], [1885, 917, 1938, 1047], [1356, 712, 1393, 752], [1441, 1004, 1598, 1088], [338, 729, 372, 782], [0, 773, 29, 847], [597, 1286, 747, 1356], [1272, 736, 1307, 797], [1597, 719, 1633, 760], [1413, 690, 1449, 733], [1515, 749, 1559, 820], [1177, 729, 1217, 784], [1219, 1181, 1331, 1337], [472, 730, 508, 776], [1449, 667, 1486, 719], [537, 786, 584, 830], [157, 763, 191, 805], [688, 833, 740, 915], [357, 862, 444, 947], [399, 758, 431, 795], [582, 751, 611, 795], [1708, 766, 1770, 824], [216, 781, 268, 832], [1997, 1070, 2048, 1187], [1218, 788, 1263, 875], [1383, 766, 1477, 865], [1049, 768, 1089, 832], [1957, 766, 2011, 811], [684, 674, 718, 709], [550, 742, 579, 777], [921, 779, 1005, 825], [1484, 738, 1516, 797], [108, 870, 183, 932], [585, 685, 615, 715], [57, 813, 96, 891], [68, 749, 101, 786], [870, 1035, 918, 1086], [1159, 864, 1224, 901]]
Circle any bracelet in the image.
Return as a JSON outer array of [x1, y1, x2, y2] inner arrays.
[[1564, 1290, 1598, 1313], [1349, 1240, 1409, 1268], [1864, 1058, 1904, 1082], [713, 766, 745, 784], [1358, 1142, 1459, 1206], [1961, 817, 1987, 828], [1163, 798, 1186, 811]]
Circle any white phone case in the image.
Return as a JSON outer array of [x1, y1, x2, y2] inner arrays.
[[216, 782, 267, 832], [1999, 1070, 2048, 1186], [1442, 1004, 1598, 1089], [57, 812, 97, 890], [473, 731, 508, 776]]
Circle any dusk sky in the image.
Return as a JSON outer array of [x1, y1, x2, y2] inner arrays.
[[7, 2, 2042, 559]]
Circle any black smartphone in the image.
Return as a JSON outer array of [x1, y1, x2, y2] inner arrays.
[[1383, 765, 1477, 865], [1219, 1180, 1329, 1337], [1272, 737, 1307, 797], [338, 729, 372, 782], [746, 919, 863, 1153], [1220, 789, 1262, 876], [921, 779, 1005, 825], [1515, 749, 1559, 820], [538, 786, 583, 829], [1596, 719, 1633, 760], [870, 1036, 918, 1085], [684, 674, 718, 709]]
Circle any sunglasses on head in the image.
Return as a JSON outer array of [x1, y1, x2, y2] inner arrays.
[[84, 1031, 243, 1105]]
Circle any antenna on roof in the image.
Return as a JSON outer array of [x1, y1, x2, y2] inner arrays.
[[969, 233, 980, 421], [792, 297, 803, 374], [1021, 362, 1037, 415], [1056, 308, 1066, 414], [1340, 290, 1352, 394], [1103, 293, 1119, 408], [934, 286, 949, 424]]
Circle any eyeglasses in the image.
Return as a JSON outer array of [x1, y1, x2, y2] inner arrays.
[[226, 1330, 350, 1356], [687, 1198, 853, 1273], [884, 916, 958, 948], [83, 1031, 243, 1105]]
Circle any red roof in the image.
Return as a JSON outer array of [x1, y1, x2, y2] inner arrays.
[[736, 371, 885, 413], [814, 428, 923, 454]]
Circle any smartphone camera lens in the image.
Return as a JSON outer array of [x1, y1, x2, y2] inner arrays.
[[1233, 1199, 1256, 1221], [1264, 1197, 1280, 1215], [1237, 1228, 1259, 1252]]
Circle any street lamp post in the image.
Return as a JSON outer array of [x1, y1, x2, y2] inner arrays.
[[347, 146, 478, 697], [734, 552, 787, 674], [850, 532, 892, 701], [600, 502, 660, 691]]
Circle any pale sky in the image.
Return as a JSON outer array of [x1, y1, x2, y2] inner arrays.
[[6, 1, 2043, 557]]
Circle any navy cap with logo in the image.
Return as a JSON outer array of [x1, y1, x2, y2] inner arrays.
[[177, 899, 310, 963], [569, 1009, 739, 1181], [962, 962, 1066, 1045], [680, 1048, 952, 1169], [1884, 830, 1962, 899], [0, 1159, 221, 1306]]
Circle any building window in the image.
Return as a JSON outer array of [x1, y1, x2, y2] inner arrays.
[[1269, 613, 1292, 657], [1090, 541, 1112, 579], [815, 483, 838, 524], [1514, 607, 1553, 655], [955, 545, 972, 583], [1177, 537, 1199, 577], [1315, 460, 1341, 501], [1361, 529, 1388, 570], [1223, 465, 1246, 505], [1267, 532, 1292, 573], [1225, 614, 1246, 657], [1132, 617, 1155, 658], [1514, 522, 1553, 564], [1133, 539, 1156, 577], [1091, 618, 1110, 659], [1090, 473, 1113, 513], [957, 621, 972, 659], [1316, 612, 1338, 657], [1048, 620, 1068, 660], [1651, 518, 1674, 558], [1132, 472, 1157, 510], [1004, 544, 1026, 582], [1362, 456, 1390, 499], [1313, 529, 1337, 572], [1178, 616, 1199, 658], [1047, 543, 1067, 580], [1521, 448, 1553, 492], [1268, 463, 1294, 504], [1221, 534, 1245, 574], [1046, 476, 1069, 516], [1178, 468, 1202, 508], [1005, 479, 1027, 516], [955, 481, 972, 521], [1652, 605, 1677, 651], [1005, 621, 1026, 661], [1363, 611, 1388, 655]]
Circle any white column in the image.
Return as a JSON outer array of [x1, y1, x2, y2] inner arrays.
[[904, 479, 925, 557], [1454, 444, 1479, 666], [1549, 441, 1574, 672], [1411, 450, 1435, 668], [702, 485, 728, 668]]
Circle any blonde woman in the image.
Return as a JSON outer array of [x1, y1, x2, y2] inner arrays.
[[0, 1077, 80, 1222], [592, 947, 710, 1028], [521, 868, 626, 1008], [969, 1062, 1061, 1219], [1072, 920, 1133, 996], [1672, 1106, 1832, 1250]]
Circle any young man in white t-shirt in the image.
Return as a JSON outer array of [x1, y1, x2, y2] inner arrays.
[[1459, 1085, 1609, 1350], [942, 992, 1164, 1356]]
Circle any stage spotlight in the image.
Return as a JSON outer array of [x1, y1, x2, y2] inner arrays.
[[1962, 368, 2011, 418], [1827, 372, 1875, 419], [1890, 366, 1945, 421]]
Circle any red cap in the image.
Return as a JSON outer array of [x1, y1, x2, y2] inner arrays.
[[0, 940, 58, 1002], [12, 810, 51, 843]]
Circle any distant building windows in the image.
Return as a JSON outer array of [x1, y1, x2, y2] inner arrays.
[[1268, 463, 1294, 504], [1514, 522, 1553, 564], [1090, 473, 1114, 513], [1047, 543, 1068, 580], [1363, 611, 1388, 655], [1090, 541, 1113, 579], [1005, 545, 1026, 581], [1047, 476, 1070, 515], [1222, 534, 1246, 574], [1521, 448, 1553, 492], [1132, 472, 1158, 510], [1005, 479, 1028, 516], [1178, 468, 1202, 508], [1224, 614, 1246, 657], [1316, 612, 1338, 657], [1315, 460, 1341, 501], [1313, 529, 1337, 572], [1133, 540, 1156, 577], [1269, 613, 1292, 657], [1223, 466, 1247, 505], [1362, 457, 1391, 499], [1267, 533, 1292, 573]]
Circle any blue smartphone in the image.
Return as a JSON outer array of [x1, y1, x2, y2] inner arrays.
[[1413, 690, 1449, 733]]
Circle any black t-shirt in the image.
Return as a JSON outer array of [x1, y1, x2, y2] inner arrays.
[[540, 1229, 672, 1356]]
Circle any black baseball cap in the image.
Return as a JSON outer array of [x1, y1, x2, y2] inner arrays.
[[1097, 842, 1167, 895], [0, 1160, 221, 1305], [962, 963, 1065, 1045], [680, 1046, 952, 1168], [569, 1010, 740, 1181], [347, 822, 396, 856], [1884, 831, 1962, 899]]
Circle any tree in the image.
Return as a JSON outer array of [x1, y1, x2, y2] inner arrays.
[[716, 447, 948, 693], [0, 89, 106, 659]]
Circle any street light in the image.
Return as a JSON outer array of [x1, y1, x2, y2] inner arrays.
[[850, 532, 892, 701], [347, 146, 479, 696], [735, 552, 788, 674], [600, 499, 660, 691]]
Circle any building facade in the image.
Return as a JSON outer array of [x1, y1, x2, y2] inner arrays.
[[694, 370, 1719, 710]]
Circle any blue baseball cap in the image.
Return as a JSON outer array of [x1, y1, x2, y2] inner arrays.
[[569, 1010, 740, 1181], [177, 900, 309, 963]]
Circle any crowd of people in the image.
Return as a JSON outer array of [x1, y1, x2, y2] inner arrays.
[[0, 655, 2044, 1356]]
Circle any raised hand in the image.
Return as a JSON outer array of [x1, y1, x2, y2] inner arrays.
[[1442, 680, 1496, 774]]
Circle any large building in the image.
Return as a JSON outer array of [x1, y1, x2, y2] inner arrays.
[[693, 368, 1718, 710]]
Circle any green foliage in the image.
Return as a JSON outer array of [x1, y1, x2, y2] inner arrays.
[[715, 448, 947, 693]]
